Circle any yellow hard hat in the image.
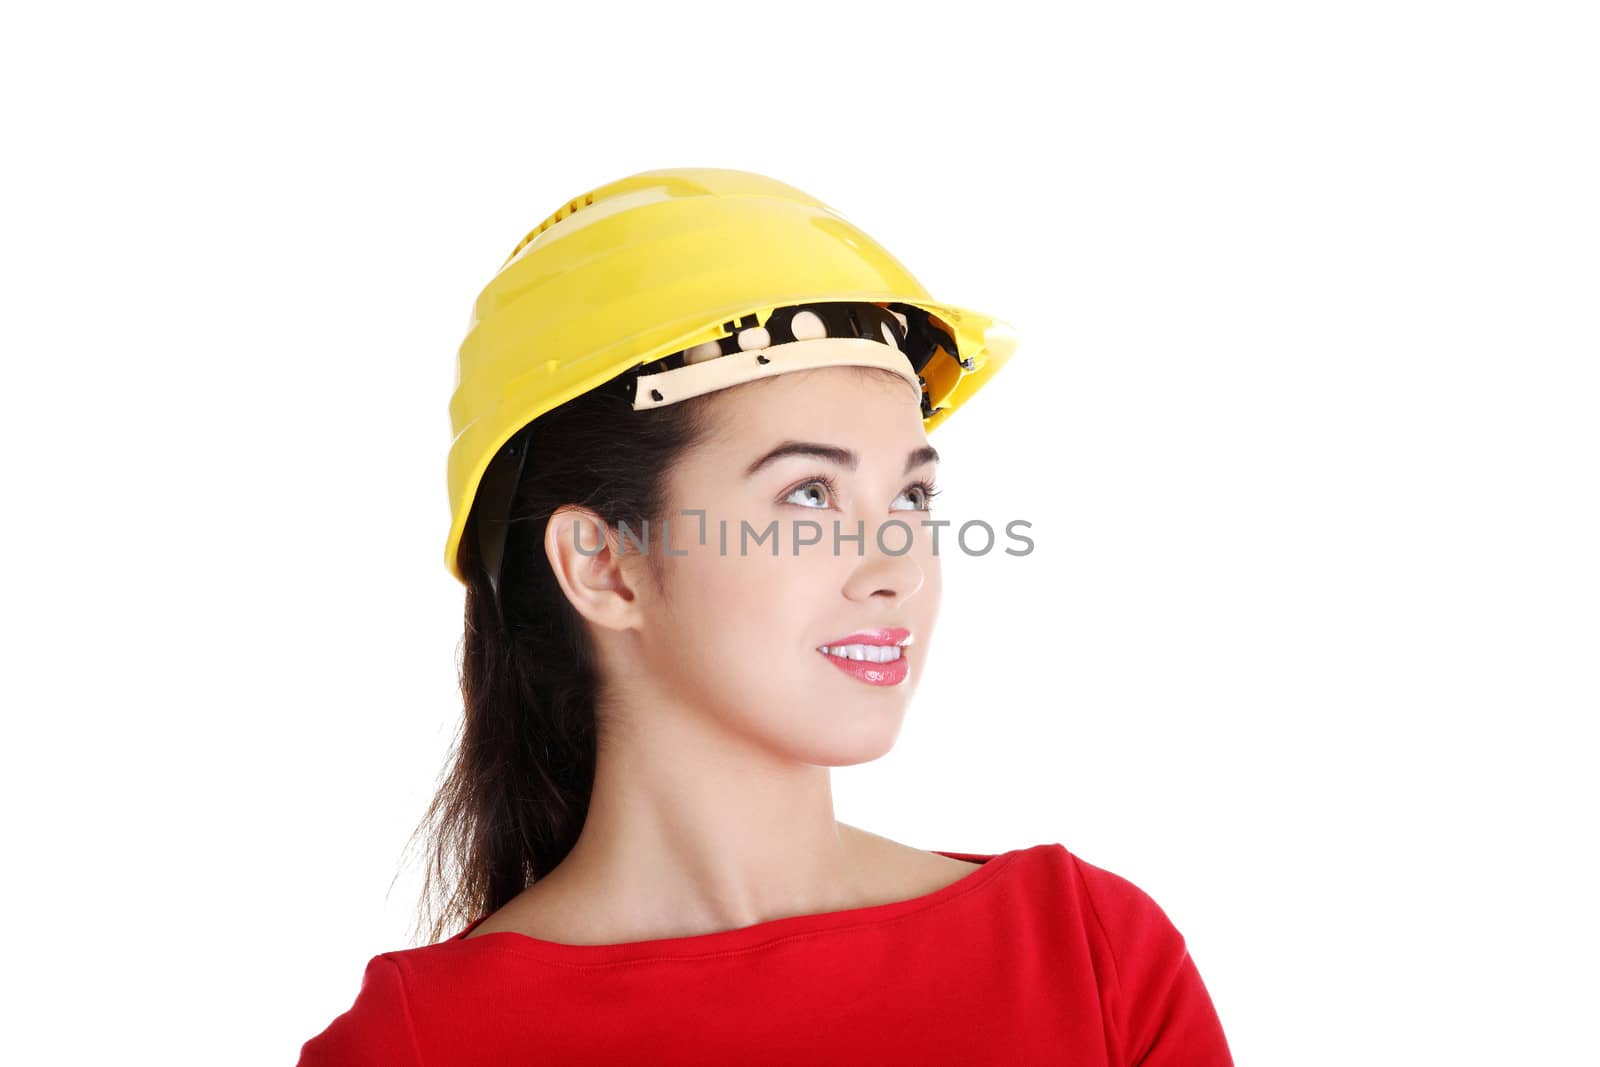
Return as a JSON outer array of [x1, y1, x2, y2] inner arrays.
[[445, 167, 1021, 584]]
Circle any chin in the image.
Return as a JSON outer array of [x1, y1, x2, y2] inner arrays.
[[782, 709, 908, 767]]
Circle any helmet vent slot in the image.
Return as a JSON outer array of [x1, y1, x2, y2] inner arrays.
[[505, 192, 597, 263]]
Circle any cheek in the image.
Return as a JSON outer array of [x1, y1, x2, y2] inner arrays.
[[652, 541, 817, 677], [923, 544, 942, 602], [654, 544, 833, 708], [678, 544, 804, 622]]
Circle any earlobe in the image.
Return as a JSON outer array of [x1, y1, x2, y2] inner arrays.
[[544, 506, 642, 632]]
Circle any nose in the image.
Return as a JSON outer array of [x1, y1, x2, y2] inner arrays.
[[842, 521, 928, 602]]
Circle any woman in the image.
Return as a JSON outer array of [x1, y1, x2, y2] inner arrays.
[[297, 168, 1234, 1065]]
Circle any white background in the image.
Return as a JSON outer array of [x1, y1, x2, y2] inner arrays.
[[3, 2, 1595, 1063]]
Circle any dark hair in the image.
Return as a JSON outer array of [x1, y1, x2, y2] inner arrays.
[[405, 364, 913, 944]]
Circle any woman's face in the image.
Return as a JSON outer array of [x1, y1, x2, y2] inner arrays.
[[630, 367, 942, 766]]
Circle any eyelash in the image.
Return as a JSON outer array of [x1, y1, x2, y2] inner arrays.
[[783, 472, 942, 511]]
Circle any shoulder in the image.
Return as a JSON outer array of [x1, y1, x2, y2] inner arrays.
[[1040, 844, 1235, 1066], [297, 953, 424, 1067], [1061, 847, 1189, 963]]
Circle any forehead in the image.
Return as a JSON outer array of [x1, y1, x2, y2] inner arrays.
[[675, 367, 928, 481], [705, 365, 921, 436]]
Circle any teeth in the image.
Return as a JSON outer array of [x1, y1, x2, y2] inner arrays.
[[819, 644, 903, 662]]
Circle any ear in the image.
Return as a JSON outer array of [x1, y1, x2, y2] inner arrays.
[[544, 505, 648, 633]]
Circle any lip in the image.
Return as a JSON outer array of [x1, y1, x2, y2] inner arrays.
[[819, 627, 912, 648], [815, 627, 913, 688], [817, 645, 910, 687]]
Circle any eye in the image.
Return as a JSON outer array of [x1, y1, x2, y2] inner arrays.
[[781, 474, 942, 512], [782, 474, 838, 509], [893, 479, 942, 512]]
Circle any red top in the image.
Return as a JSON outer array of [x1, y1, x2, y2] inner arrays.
[[297, 843, 1233, 1065]]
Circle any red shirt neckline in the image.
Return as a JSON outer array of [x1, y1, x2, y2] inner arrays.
[[444, 845, 1037, 967]]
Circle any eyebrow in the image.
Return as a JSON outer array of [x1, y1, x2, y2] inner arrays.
[[744, 441, 940, 478]]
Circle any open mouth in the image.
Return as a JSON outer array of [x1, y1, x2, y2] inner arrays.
[[816, 643, 910, 686]]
